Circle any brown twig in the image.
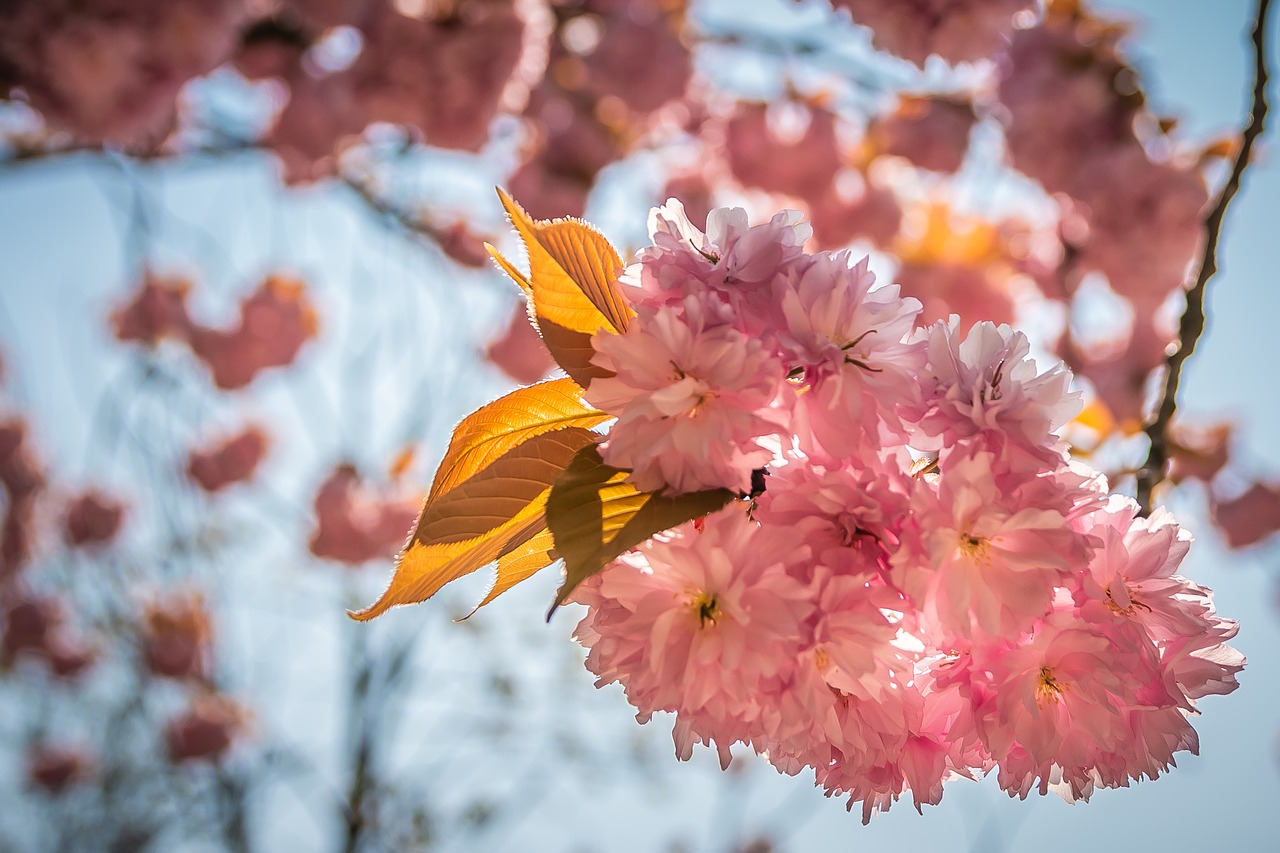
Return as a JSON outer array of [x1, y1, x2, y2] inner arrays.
[[0, 137, 457, 256], [0, 138, 263, 168], [1135, 0, 1274, 515], [339, 172, 451, 248]]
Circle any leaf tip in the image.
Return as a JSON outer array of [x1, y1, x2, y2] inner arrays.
[[496, 187, 530, 229], [346, 605, 378, 623]]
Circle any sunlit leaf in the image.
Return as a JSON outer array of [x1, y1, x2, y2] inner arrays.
[[537, 317, 608, 388], [497, 188, 632, 334], [533, 220, 632, 333], [462, 527, 559, 618], [349, 427, 598, 621], [485, 241, 533, 298], [545, 444, 736, 615], [429, 378, 611, 502]]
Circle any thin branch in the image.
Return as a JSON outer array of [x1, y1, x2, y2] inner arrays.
[[1135, 0, 1273, 515], [339, 172, 449, 247], [0, 137, 262, 170], [0, 136, 459, 257]]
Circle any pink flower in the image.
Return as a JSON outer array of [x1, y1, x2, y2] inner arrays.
[[630, 200, 811, 315], [775, 252, 925, 458], [350, 0, 528, 152], [869, 94, 976, 174], [561, 196, 1242, 814], [998, 7, 1143, 197], [1074, 498, 1212, 642], [187, 426, 269, 493], [753, 459, 912, 582], [571, 507, 813, 767], [308, 464, 418, 566], [833, 0, 1034, 67], [807, 173, 903, 250], [724, 102, 844, 202], [911, 319, 1081, 472], [577, 2, 691, 114], [189, 276, 318, 390], [815, 674, 985, 822], [587, 297, 788, 494], [965, 607, 1165, 799], [895, 448, 1091, 639], [166, 696, 247, 764], [1160, 618, 1245, 704], [63, 489, 126, 548], [111, 275, 194, 345], [810, 570, 908, 702], [896, 261, 1017, 328], [1212, 480, 1280, 549], [484, 303, 557, 385], [141, 592, 212, 682], [27, 744, 94, 795]]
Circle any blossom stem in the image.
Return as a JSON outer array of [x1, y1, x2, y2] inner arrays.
[[1136, 0, 1274, 515]]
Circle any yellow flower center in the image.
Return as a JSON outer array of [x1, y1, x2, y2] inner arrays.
[[1035, 665, 1068, 707], [958, 533, 990, 563], [1105, 581, 1153, 618], [690, 591, 722, 628]]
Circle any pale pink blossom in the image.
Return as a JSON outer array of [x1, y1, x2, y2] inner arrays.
[[587, 297, 787, 494], [724, 102, 844, 202], [869, 94, 976, 174], [564, 196, 1241, 816], [630, 200, 812, 314], [972, 608, 1166, 800], [911, 319, 1082, 472], [775, 252, 925, 457], [1074, 497, 1212, 642], [1212, 481, 1280, 549], [895, 448, 1090, 639], [753, 459, 912, 582], [998, 8, 1142, 197], [832, 0, 1034, 67], [571, 508, 814, 767], [807, 174, 903, 250]]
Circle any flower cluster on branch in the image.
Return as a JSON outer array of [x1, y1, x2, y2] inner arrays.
[[357, 192, 1243, 819]]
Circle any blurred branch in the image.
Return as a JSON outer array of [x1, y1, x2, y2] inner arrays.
[[0, 138, 263, 170], [339, 172, 451, 251], [1135, 0, 1273, 515], [343, 623, 377, 853], [0, 136, 459, 260]]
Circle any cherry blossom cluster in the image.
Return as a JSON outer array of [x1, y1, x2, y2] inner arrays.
[[570, 201, 1243, 819], [113, 274, 317, 390]]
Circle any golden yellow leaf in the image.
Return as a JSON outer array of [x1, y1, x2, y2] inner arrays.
[[487, 220, 618, 387], [462, 527, 559, 617], [351, 507, 548, 622], [485, 242, 533, 298], [349, 428, 598, 621], [497, 188, 632, 335], [545, 444, 736, 614], [429, 377, 611, 502], [537, 317, 610, 389], [533, 220, 632, 333]]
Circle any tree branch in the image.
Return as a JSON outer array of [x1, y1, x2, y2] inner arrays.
[[1135, 0, 1273, 515], [339, 172, 450, 248], [0, 137, 263, 169]]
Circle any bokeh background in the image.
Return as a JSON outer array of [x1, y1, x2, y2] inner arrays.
[[1, 0, 1278, 850]]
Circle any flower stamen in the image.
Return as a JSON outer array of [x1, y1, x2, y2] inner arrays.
[[1035, 665, 1068, 707]]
